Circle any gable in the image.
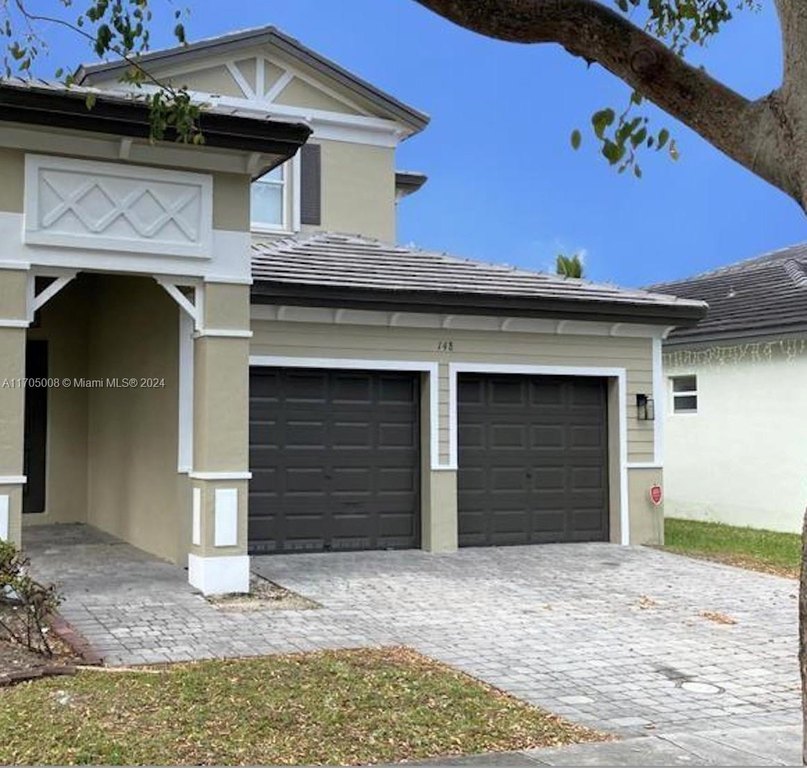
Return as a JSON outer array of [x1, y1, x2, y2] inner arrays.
[[273, 76, 362, 115], [77, 26, 428, 137]]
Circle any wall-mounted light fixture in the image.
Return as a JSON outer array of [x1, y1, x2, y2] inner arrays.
[[636, 393, 655, 421]]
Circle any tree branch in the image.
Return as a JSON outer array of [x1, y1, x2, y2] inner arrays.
[[413, 0, 800, 205]]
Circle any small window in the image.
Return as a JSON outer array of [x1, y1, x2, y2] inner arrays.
[[671, 375, 698, 413], [251, 164, 286, 230]]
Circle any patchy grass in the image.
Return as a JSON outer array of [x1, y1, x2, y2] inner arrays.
[[664, 518, 800, 578], [0, 647, 600, 766]]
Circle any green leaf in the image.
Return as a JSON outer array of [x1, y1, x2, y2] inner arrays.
[[570, 129, 582, 150], [591, 108, 615, 139]]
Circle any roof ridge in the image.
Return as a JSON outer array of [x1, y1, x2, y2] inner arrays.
[[783, 258, 807, 289], [651, 241, 807, 287]]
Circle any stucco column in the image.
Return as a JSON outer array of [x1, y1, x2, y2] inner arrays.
[[187, 282, 252, 595], [0, 270, 29, 545]]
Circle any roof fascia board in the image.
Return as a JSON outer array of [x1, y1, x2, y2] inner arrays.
[[250, 282, 707, 326]]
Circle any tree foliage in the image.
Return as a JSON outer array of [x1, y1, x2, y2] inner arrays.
[[555, 253, 585, 278]]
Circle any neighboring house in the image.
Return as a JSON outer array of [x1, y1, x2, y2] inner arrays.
[[0, 26, 706, 595], [653, 244, 807, 533]]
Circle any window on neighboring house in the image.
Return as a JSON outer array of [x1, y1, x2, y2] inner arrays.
[[251, 164, 286, 230], [671, 375, 698, 413]]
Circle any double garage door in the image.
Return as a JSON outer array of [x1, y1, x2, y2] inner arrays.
[[248, 368, 609, 554]]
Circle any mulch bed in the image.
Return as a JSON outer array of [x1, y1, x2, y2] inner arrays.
[[0, 603, 97, 687]]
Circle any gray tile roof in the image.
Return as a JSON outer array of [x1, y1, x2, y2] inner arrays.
[[251, 233, 706, 324], [649, 242, 807, 344]]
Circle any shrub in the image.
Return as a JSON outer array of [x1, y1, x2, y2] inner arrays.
[[0, 540, 62, 656]]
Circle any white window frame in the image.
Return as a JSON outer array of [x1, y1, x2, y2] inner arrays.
[[250, 155, 301, 235], [669, 373, 698, 415]]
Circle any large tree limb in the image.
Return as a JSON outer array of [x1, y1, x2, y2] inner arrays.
[[413, 0, 801, 206]]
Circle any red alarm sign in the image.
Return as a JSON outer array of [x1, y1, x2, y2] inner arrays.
[[649, 484, 663, 506]]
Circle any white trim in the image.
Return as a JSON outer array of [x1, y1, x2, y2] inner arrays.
[[0, 319, 29, 328], [28, 273, 77, 321], [24, 155, 214, 259], [188, 553, 249, 595], [213, 488, 239, 547], [0, 261, 31, 271], [250, 304, 672, 340], [194, 328, 253, 339], [178, 311, 194, 473], [291, 152, 302, 233], [189, 471, 252, 481], [448, 363, 630, 546], [264, 69, 294, 103], [0, 495, 8, 541], [191, 487, 202, 546], [651, 337, 664, 465], [157, 278, 201, 330], [249, 355, 444, 470], [225, 60, 256, 99], [627, 462, 663, 470], [0, 476, 26, 485], [255, 57, 267, 100]]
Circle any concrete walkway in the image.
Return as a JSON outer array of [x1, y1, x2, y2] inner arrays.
[[25, 524, 801, 750], [380, 724, 802, 766]]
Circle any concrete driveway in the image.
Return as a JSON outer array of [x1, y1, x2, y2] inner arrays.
[[26, 525, 800, 739]]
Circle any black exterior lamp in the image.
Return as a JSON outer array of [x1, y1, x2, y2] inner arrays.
[[636, 393, 655, 421]]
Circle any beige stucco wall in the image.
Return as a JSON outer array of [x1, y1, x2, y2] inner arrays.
[[629, 466, 664, 545], [85, 275, 188, 563], [25, 278, 90, 525], [0, 148, 24, 213], [305, 140, 396, 242]]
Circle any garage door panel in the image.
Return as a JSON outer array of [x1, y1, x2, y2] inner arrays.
[[249, 368, 420, 554], [331, 421, 372, 448], [378, 422, 417, 447], [459, 373, 608, 547], [531, 425, 565, 448]]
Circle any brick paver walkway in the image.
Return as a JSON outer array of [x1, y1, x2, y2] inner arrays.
[[25, 524, 800, 738]]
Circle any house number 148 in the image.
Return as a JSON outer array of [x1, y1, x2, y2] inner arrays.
[[437, 340, 454, 352]]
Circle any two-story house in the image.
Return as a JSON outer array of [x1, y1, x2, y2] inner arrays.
[[0, 26, 705, 594]]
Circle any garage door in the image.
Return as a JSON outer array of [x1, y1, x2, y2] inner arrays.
[[249, 367, 420, 554], [458, 373, 609, 546]]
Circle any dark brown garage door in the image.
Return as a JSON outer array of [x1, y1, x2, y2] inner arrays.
[[458, 373, 609, 547], [249, 367, 420, 554]]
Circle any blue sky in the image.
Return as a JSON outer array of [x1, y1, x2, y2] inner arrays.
[[28, 0, 804, 287]]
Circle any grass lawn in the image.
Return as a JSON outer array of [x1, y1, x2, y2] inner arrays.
[[664, 517, 801, 578], [0, 647, 600, 766]]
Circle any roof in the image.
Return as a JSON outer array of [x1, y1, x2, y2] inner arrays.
[[251, 233, 707, 325], [76, 25, 430, 135], [0, 77, 311, 160], [649, 242, 807, 345], [395, 171, 428, 199]]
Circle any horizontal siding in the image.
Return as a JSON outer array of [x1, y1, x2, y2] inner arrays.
[[251, 320, 656, 463]]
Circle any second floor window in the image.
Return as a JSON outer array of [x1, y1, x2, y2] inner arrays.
[[251, 165, 286, 230]]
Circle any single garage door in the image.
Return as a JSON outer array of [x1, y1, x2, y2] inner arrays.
[[249, 367, 420, 554], [458, 373, 609, 546]]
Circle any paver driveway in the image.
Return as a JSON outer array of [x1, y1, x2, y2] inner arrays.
[[26, 524, 800, 737]]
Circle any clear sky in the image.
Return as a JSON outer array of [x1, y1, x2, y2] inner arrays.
[[27, 0, 805, 287]]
